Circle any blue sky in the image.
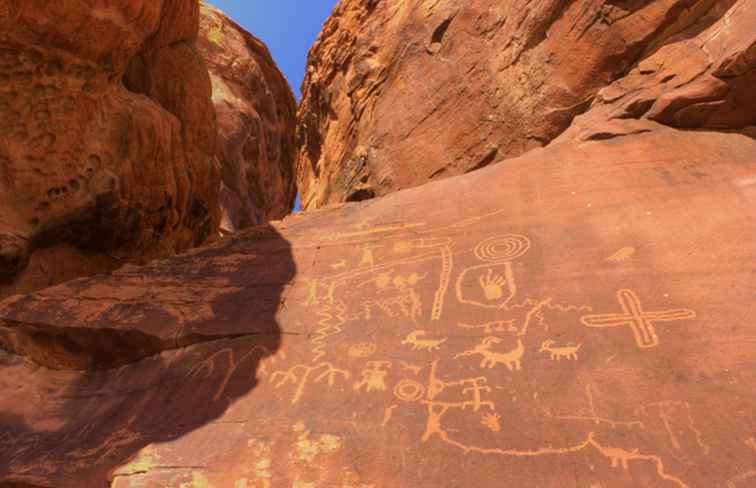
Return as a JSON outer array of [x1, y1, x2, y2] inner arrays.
[[209, 0, 339, 100]]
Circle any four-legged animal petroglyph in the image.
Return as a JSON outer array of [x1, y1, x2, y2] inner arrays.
[[402, 330, 448, 351], [455, 337, 524, 371], [539, 340, 582, 361]]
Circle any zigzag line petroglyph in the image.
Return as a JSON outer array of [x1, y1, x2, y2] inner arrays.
[[311, 302, 347, 362]]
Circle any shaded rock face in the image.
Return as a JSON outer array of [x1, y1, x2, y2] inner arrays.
[[198, 2, 297, 232], [0, 0, 219, 298], [296, 0, 754, 209], [1, 126, 755, 487]]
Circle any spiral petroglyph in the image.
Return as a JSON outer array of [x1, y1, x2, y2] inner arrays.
[[474, 235, 531, 263]]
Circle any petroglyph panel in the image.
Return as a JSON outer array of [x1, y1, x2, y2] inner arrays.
[[4, 123, 756, 488]]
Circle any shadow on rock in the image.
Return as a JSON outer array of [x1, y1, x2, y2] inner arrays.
[[0, 224, 294, 487]]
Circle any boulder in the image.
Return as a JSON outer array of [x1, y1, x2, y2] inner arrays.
[[198, 2, 298, 232], [0, 0, 219, 298]]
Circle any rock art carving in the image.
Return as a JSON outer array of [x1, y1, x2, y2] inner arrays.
[[401, 330, 448, 352], [539, 340, 582, 361], [580, 289, 696, 349], [455, 337, 524, 371]]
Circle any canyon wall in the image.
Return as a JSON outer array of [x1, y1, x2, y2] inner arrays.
[[0, 0, 219, 297], [296, 0, 754, 208], [199, 2, 298, 232]]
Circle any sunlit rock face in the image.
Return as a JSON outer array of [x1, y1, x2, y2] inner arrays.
[[296, 0, 755, 209], [198, 2, 298, 233], [0, 0, 219, 298], [1, 0, 755, 487], [1, 117, 755, 487]]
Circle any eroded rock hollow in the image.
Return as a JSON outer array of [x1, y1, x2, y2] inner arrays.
[[0, 0, 219, 298]]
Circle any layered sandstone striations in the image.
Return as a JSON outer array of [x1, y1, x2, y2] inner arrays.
[[199, 2, 298, 232], [0, 0, 219, 298], [296, 0, 755, 208]]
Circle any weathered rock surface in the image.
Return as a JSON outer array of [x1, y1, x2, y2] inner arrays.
[[0, 0, 219, 298], [199, 2, 297, 232], [1, 122, 755, 486], [296, 0, 755, 208]]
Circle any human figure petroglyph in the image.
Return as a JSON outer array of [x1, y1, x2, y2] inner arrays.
[[455, 337, 524, 371], [539, 340, 582, 361], [581, 289, 696, 349], [401, 330, 447, 352], [359, 243, 382, 267], [354, 361, 392, 392]]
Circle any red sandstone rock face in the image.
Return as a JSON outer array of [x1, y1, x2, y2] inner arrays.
[[296, 0, 755, 209], [198, 2, 297, 232], [1, 126, 755, 487], [0, 0, 219, 298], [1, 1, 755, 486]]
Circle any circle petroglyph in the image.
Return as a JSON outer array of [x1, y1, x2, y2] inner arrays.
[[394, 379, 425, 402], [348, 342, 377, 358], [474, 234, 531, 263]]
